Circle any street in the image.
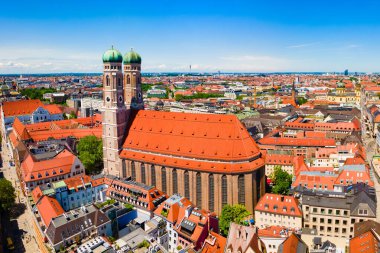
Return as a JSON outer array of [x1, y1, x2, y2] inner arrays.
[[1, 137, 40, 253]]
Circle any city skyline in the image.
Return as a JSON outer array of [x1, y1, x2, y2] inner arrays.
[[1, 0, 380, 74]]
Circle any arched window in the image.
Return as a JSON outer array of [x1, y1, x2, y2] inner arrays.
[[122, 160, 127, 178], [131, 161, 136, 181], [196, 173, 202, 207], [151, 164, 156, 186], [222, 175, 227, 206], [172, 169, 178, 194], [118, 78, 121, 87], [162, 167, 167, 193], [141, 163, 146, 184], [127, 75, 131, 84], [106, 75, 110, 86], [209, 174, 214, 211], [238, 175, 245, 205], [184, 171, 190, 199]]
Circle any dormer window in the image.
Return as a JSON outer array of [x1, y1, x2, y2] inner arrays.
[[264, 204, 269, 210], [38, 173, 42, 178], [273, 205, 278, 211]]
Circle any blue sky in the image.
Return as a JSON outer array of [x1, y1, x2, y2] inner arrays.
[[1, 0, 380, 73]]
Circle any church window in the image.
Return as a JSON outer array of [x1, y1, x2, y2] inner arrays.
[[184, 171, 190, 199], [196, 173, 202, 207], [127, 75, 131, 84], [222, 175, 227, 206], [141, 163, 146, 184], [209, 174, 214, 211], [151, 164, 156, 186], [131, 161, 136, 181], [118, 78, 121, 87], [106, 75, 110, 86], [162, 167, 167, 193], [172, 169, 178, 194], [238, 175, 245, 205]]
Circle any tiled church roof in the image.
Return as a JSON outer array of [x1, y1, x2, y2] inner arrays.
[[122, 110, 261, 162]]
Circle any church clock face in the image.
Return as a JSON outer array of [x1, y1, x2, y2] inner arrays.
[[106, 97, 110, 102]]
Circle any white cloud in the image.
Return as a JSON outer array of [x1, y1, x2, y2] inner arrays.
[[287, 42, 320, 49]]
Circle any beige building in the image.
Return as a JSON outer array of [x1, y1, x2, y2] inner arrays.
[[301, 184, 376, 239], [255, 193, 303, 230]]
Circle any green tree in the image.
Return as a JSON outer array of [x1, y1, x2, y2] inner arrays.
[[296, 97, 308, 105], [77, 136, 103, 175], [270, 166, 292, 195], [69, 111, 77, 119], [0, 179, 16, 213], [219, 204, 250, 236], [20, 87, 56, 100]]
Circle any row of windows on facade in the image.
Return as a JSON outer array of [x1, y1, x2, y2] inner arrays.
[[129, 161, 246, 211], [105, 76, 140, 86], [261, 219, 297, 226], [305, 206, 353, 216], [104, 65, 141, 71]]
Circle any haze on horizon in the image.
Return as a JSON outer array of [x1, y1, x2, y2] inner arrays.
[[1, 0, 380, 74]]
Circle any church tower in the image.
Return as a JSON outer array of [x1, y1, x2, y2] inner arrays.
[[102, 47, 128, 176], [123, 49, 144, 109]]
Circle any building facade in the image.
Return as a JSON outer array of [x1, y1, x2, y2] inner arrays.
[[301, 184, 376, 239]]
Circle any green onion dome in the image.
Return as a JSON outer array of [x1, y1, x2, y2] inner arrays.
[[123, 49, 142, 64], [102, 46, 123, 63]]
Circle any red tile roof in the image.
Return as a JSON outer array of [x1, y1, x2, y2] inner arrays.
[[122, 111, 261, 161], [42, 104, 63, 114], [259, 136, 336, 147], [36, 196, 64, 227], [12, 117, 31, 140], [201, 232, 227, 253], [21, 149, 77, 183], [258, 226, 290, 238], [107, 178, 167, 212], [64, 175, 91, 191], [120, 149, 265, 174], [350, 230, 379, 253], [121, 111, 264, 173], [255, 193, 302, 217], [2, 99, 43, 117], [278, 233, 308, 253]]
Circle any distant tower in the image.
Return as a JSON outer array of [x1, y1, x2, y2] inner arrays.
[[344, 69, 349, 76], [253, 86, 257, 108], [291, 80, 296, 104], [102, 46, 128, 176], [123, 49, 144, 109]]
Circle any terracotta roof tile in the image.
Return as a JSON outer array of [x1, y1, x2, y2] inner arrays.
[[36, 196, 64, 227], [255, 193, 302, 217], [2, 99, 43, 117], [122, 111, 261, 162]]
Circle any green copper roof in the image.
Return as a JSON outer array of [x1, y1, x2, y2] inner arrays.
[[53, 181, 67, 189], [102, 46, 123, 63], [123, 49, 142, 64]]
